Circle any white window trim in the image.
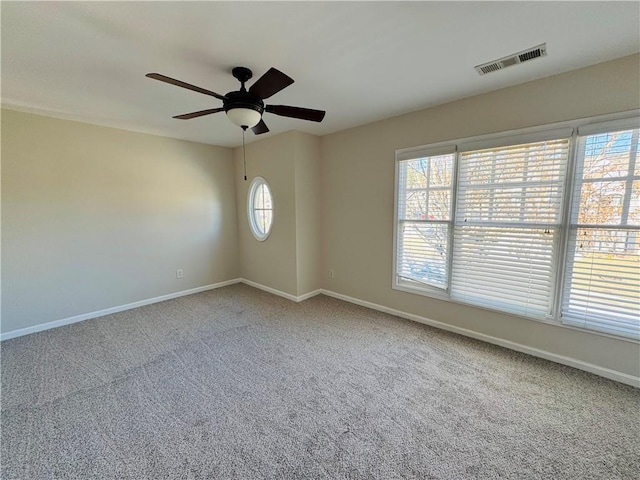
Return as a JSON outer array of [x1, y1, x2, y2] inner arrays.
[[247, 176, 273, 241], [393, 144, 456, 298], [392, 110, 640, 343]]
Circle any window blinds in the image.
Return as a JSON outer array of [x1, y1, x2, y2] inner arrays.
[[451, 139, 570, 319], [562, 127, 640, 339]]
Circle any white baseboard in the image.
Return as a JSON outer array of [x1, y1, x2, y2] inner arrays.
[[319, 289, 640, 388], [297, 289, 323, 302], [238, 278, 321, 303], [239, 279, 299, 302], [0, 279, 242, 341]]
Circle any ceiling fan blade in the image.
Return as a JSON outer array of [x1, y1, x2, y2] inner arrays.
[[251, 119, 270, 135], [172, 108, 225, 120], [248, 68, 294, 100], [146, 73, 227, 101], [265, 104, 326, 122]]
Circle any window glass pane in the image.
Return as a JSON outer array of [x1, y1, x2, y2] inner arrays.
[[582, 131, 633, 179], [397, 222, 448, 289], [404, 191, 427, 220], [263, 186, 272, 209], [406, 159, 428, 189], [578, 181, 625, 225], [263, 209, 273, 233], [254, 210, 271, 235], [253, 209, 265, 235], [428, 190, 450, 220], [630, 180, 640, 226], [399, 155, 454, 220], [254, 184, 265, 210], [429, 155, 453, 187], [253, 209, 273, 236]]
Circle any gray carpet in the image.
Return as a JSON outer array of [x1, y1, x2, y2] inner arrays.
[[1, 284, 638, 479]]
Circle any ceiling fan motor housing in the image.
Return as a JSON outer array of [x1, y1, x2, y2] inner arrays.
[[223, 90, 264, 115], [226, 66, 263, 116]]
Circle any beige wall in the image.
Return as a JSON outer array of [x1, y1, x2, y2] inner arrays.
[[294, 133, 322, 296], [320, 54, 640, 377], [234, 130, 322, 297], [234, 132, 298, 295], [2, 109, 239, 334]]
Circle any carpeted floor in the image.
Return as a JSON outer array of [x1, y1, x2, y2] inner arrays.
[[1, 284, 638, 479]]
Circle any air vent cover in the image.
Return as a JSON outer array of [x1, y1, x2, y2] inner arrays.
[[475, 43, 547, 76]]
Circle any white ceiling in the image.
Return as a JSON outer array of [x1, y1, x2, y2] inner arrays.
[[2, 1, 639, 147]]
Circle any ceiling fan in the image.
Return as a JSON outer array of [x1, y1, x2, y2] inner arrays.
[[146, 66, 326, 135]]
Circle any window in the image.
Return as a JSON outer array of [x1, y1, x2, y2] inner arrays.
[[395, 147, 455, 291], [247, 177, 273, 241], [562, 124, 640, 337], [394, 117, 640, 340], [452, 137, 569, 319]]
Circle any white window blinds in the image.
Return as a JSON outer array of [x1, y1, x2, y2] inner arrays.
[[451, 138, 570, 319], [396, 148, 455, 290], [562, 127, 640, 339]]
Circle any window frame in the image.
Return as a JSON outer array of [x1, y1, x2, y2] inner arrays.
[[393, 143, 457, 301], [558, 119, 640, 338], [247, 176, 274, 242], [392, 111, 640, 342]]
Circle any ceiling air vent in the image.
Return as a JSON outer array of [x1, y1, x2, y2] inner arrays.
[[475, 43, 547, 76]]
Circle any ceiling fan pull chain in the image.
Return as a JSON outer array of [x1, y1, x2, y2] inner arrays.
[[243, 127, 247, 181]]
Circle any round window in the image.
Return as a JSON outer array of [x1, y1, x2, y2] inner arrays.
[[247, 177, 273, 241]]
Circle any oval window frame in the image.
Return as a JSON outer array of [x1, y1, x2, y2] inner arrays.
[[247, 176, 274, 241]]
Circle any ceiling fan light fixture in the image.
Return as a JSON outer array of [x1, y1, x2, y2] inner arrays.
[[226, 108, 262, 128]]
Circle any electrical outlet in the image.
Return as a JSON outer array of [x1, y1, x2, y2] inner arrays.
[[329, 269, 335, 279], [176, 269, 184, 279]]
